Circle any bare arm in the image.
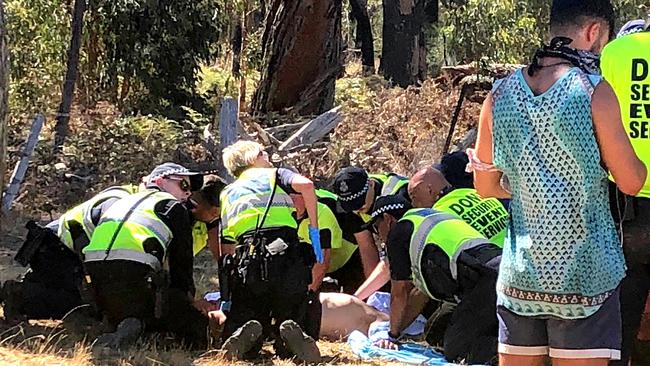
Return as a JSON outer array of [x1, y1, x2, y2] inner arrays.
[[291, 176, 319, 228], [354, 259, 390, 300], [207, 226, 221, 260], [309, 249, 331, 291], [474, 93, 511, 199], [389, 280, 413, 336], [592, 81, 647, 196], [355, 230, 380, 278]]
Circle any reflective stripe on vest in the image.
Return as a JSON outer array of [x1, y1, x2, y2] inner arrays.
[[83, 190, 175, 268], [433, 188, 508, 247], [57, 185, 135, 250], [402, 208, 488, 300], [220, 168, 296, 242], [370, 173, 408, 198], [84, 249, 162, 271]]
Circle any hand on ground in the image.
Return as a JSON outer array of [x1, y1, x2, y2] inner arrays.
[[373, 339, 399, 350]]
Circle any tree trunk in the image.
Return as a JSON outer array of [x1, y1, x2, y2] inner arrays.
[[54, 0, 86, 151], [380, 0, 430, 87], [252, 0, 343, 116], [0, 0, 8, 209], [349, 0, 374, 74]]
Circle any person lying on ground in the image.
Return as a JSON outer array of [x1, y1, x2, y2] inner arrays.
[[208, 291, 434, 342]]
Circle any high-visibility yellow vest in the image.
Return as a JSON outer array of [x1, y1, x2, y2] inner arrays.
[[192, 221, 209, 256], [433, 188, 508, 246], [298, 200, 357, 273], [58, 184, 139, 250], [83, 190, 175, 270], [370, 173, 408, 198], [601, 31, 650, 198], [400, 208, 488, 300], [220, 168, 297, 242]]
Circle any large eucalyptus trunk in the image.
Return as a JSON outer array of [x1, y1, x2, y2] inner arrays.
[[252, 0, 343, 115], [350, 0, 374, 73]]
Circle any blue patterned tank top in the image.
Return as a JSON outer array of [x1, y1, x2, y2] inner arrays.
[[491, 67, 624, 319]]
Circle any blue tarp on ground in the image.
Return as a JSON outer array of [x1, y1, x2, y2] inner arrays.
[[347, 330, 484, 366]]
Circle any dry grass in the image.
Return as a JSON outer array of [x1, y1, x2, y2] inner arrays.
[[0, 251, 400, 366]]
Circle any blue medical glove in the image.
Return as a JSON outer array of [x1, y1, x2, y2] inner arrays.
[[308, 226, 324, 264]]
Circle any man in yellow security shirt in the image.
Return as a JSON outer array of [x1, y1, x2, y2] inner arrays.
[[601, 16, 650, 366], [408, 166, 508, 246]]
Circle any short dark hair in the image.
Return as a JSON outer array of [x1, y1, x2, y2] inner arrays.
[[193, 175, 226, 207], [550, 0, 615, 37]]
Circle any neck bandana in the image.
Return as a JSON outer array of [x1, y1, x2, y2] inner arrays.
[[528, 37, 601, 76]]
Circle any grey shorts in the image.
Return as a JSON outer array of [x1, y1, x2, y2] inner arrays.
[[497, 288, 621, 360]]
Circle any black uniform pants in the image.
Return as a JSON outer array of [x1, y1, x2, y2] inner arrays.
[[85, 260, 208, 348], [421, 246, 500, 365], [17, 237, 84, 319], [442, 274, 498, 365], [222, 240, 313, 357], [609, 185, 650, 366]]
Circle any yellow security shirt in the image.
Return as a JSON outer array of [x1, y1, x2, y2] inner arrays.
[[601, 31, 650, 198]]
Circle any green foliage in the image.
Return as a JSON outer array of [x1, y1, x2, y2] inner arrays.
[[439, 0, 547, 64], [92, 0, 225, 117], [5, 0, 69, 113]]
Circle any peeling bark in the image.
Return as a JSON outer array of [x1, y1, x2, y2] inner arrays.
[[252, 0, 343, 115]]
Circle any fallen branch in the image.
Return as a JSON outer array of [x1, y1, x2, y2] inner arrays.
[[2, 114, 45, 213], [279, 106, 342, 151], [264, 121, 308, 136]]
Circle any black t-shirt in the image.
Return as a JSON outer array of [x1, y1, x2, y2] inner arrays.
[[386, 220, 500, 301], [149, 199, 195, 296], [318, 195, 364, 244]]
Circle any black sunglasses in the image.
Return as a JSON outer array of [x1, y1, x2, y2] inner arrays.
[[166, 176, 191, 192]]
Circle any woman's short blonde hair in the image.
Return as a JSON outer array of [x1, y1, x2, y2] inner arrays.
[[222, 140, 265, 177]]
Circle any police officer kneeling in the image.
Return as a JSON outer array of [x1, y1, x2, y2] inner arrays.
[[218, 141, 322, 363], [83, 163, 208, 348], [369, 195, 501, 365]]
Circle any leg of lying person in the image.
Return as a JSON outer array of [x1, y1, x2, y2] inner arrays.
[[443, 275, 499, 365]]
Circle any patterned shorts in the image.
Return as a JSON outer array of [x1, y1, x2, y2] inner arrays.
[[497, 287, 621, 360]]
